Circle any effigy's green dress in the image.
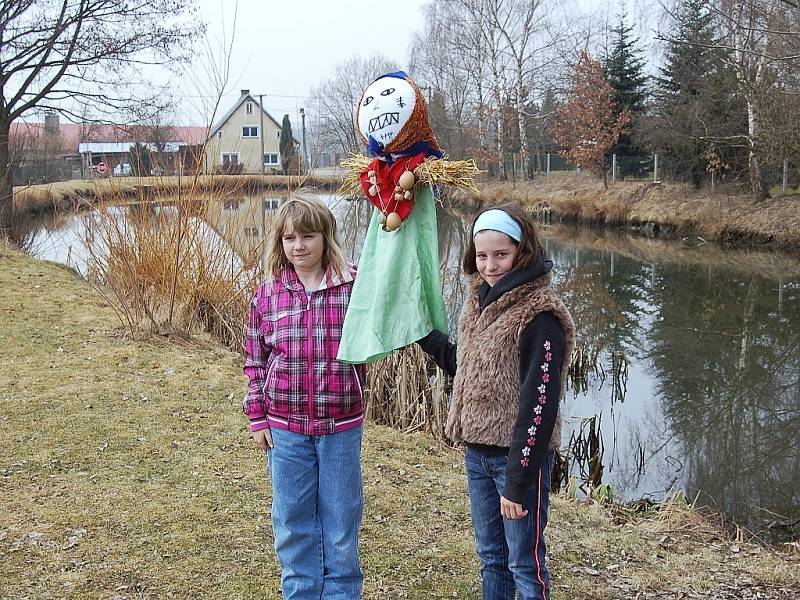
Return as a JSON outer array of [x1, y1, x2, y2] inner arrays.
[[336, 185, 448, 364]]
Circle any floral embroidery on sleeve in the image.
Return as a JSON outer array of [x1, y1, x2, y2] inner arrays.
[[520, 339, 553, 468]]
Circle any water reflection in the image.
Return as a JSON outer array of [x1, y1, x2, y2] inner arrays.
[[19, 195, 800, 541], [544, 232, 800, 542]]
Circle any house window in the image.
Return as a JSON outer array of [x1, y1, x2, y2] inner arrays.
[[276, 130, 281, 138], [263, 153, 279, 166], [246, 102, 254, 115], [222, 153, 239, 165], [242, 126, 259, 138]]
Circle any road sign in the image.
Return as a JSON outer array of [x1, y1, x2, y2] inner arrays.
[[96, 162, 107, 174]]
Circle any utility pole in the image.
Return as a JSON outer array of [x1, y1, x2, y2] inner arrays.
[[258, 94, 266, 175], [300, 107, 308, 175]]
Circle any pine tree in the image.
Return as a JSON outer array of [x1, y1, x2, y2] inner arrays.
[[279, 115, 296, 176], [653, 0, 747, 186], [604, 12, 649, 172], [553, 51, 630, 188]]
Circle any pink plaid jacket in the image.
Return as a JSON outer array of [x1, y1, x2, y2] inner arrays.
[[243, 265, 365, 435]]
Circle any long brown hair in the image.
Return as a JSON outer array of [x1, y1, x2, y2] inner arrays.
[[265, 196, 349, 278], [462, 203, 545, 275]]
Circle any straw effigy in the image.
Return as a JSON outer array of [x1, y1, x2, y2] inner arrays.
[[338, 153, 481, 200]]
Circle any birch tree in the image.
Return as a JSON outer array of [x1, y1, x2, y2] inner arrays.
[[703, 0, 800, 199]]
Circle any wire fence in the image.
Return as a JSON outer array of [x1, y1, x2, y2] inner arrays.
[[517, 153, 800, 194]]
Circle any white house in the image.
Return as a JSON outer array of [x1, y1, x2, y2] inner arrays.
[[204, 89, 298, 174]]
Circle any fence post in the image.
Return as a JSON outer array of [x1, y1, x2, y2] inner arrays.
[[653, 154, 659, 183], [546, 153, 551, 180], [612, 154, 617, 183], [783, 159, 789, 193]]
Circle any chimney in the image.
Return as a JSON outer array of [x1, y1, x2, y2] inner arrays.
[[44, 111, 59, 136], [240, 89, 250, 97]]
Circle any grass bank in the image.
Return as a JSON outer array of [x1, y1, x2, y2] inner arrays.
[[1, 246, 798, 599], [477, 176, 800, 254], [12, 174, 340, 214]]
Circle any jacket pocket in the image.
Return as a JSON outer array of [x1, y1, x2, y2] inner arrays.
[[352, 365, 364, 400], [264, 305, 304, 323], [262, 357, 284, 411]]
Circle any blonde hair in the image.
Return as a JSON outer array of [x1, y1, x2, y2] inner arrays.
[[265, 196, 349, 278]]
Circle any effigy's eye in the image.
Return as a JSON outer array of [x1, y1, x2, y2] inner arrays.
[[380, 88, 395, 96], [363, 96, 373, 106]]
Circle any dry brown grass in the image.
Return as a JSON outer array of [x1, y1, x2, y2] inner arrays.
[[13, 174, 339, 214], [81, 189, 265, 351], [1, 245, 798, 599], [539, 222, 800, 279], [477, 175, 800, 252]]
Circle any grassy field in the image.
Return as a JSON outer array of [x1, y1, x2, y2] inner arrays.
[[1, 245, 798, 599]]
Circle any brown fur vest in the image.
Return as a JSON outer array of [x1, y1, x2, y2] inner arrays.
[[445, 274, 576, 448]]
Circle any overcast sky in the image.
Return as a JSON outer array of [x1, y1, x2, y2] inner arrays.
[[174, 0, 659, 129], [177, 0, 431, 127]]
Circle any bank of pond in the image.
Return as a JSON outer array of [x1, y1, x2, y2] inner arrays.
[[17, 191, 800, 545]]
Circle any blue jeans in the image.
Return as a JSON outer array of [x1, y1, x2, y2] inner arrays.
[[465, 447, 554, 600], [268, 426, 363, 599]]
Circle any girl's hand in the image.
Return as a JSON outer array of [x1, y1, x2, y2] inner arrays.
[[252, 428, 274, 450], [500, 496, 528, 520]]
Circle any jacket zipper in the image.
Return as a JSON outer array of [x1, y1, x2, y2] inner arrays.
[[305, 292, 314, 429]]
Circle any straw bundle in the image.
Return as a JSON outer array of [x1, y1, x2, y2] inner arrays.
[[338, 153, 481, 200]]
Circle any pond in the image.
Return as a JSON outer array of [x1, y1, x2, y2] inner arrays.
[[18, 193, 800, 543]]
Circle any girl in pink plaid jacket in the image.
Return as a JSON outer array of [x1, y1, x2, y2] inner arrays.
[[244, 196, 365, 599]]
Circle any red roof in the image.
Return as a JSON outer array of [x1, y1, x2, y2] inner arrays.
[[10, 121, 208, 151]]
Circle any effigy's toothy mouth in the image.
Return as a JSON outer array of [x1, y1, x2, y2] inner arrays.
[[368, 112, 400, 133]]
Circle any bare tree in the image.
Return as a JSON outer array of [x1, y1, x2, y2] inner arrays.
[[412, 0, 581, 179], [0, 0, 203, 237], [483, 0, 563, 178], [308, 54, 400, 161]]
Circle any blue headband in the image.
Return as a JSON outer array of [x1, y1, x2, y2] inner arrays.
[[472, 209, 522, 242]]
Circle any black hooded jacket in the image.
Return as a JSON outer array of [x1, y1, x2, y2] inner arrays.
[[418, 257, 566, 503]]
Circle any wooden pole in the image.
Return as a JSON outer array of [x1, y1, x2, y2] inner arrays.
[[783, 159, 789, 193]]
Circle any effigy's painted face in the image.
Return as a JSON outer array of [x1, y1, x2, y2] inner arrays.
[[357, 76, 416, 147]]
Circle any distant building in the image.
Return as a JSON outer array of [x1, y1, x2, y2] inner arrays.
[[204, 89, 299, 174], [10, 114, 207, 182]]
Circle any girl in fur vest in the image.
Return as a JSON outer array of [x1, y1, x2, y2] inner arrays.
[[243, 196, 366, 599], [418, 203, 575, 600]]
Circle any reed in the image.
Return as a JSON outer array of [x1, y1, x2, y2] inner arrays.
[[82, 180, 266, 351], [364, 345, 450, 441]]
